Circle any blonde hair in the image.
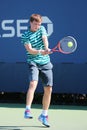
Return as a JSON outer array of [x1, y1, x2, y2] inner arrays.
[[30, 14, 42, 23]]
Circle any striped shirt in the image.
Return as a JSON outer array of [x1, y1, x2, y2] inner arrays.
[[21, 26, 50, 65]]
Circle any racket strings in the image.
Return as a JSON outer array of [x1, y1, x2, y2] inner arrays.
[[51, 36, 77, 54], [59, 37, 77, 53]]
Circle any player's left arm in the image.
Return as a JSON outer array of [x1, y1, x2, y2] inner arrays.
[[42, 35, 52, 54], [41, 26, 52, 54], [42, 35, 49, 50]]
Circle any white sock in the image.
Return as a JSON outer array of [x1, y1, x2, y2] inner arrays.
[[26, 105, 31, 110], [42, 110, 48, 116]]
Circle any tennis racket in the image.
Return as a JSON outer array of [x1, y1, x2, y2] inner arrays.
[[51, 36, 77, 54]]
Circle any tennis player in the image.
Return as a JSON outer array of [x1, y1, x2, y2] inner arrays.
[[21, 14, 53, 127]]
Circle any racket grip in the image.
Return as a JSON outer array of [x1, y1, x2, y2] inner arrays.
[[46, 49, 53, 54], [50, 49, 54, 52]]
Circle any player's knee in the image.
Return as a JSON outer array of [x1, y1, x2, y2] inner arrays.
[[44, 87, 52, 94], [29, 81, 38, 90]]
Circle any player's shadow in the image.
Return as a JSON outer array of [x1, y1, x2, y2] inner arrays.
[[0, 125, 47, 130], [29, 125, 48, 128]]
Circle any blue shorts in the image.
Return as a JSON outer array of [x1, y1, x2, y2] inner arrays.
[[28, 61, 53, 87]]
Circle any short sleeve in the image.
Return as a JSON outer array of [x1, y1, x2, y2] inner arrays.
[[21, 32, 30, 45], [41, 26, 48, 36]]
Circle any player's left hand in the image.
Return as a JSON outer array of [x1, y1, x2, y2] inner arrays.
[[45, 48, 53, 54]]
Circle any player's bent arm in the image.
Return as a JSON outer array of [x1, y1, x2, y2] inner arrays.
[[24, 43, 46, 55], [42, 35, 52, 54], [42, 35, 49, 50]]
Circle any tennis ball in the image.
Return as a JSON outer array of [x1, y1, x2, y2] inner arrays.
[[67, 42, 73, 47]]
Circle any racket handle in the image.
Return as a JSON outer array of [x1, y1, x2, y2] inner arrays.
[[50, 49, 55, 52], [50, 49, 60, 52], [46, 49, 53, 54], [50, 49, 54, 53], [45, 48, 52, 52]]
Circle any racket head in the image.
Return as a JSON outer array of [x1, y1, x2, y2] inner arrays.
[[58, 36, 77, 54]]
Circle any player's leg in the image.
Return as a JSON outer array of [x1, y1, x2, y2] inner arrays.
[[38, 62, 53, 127], [24, 62, 39, 119], [26, 80, 38, 106], [42, 86, 52, 111]]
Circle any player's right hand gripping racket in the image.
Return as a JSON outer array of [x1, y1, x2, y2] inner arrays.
[[51, 36, 77, 54]]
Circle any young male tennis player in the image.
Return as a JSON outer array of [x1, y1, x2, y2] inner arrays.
[[21, 14, 53, 127]]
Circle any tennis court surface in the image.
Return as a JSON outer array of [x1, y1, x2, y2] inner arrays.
[[0, 103, 87, 130]]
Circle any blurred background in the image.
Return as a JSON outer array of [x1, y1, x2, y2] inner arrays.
[[0, 0, 87, 105]]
